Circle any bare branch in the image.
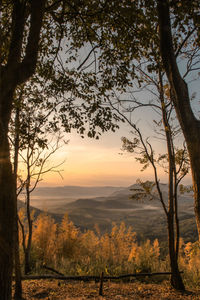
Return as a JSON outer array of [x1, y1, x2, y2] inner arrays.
[[77, 45, 98, 71]]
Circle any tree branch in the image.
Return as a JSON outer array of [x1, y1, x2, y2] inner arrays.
[[7, 1, 27, 69], [16, 0, 46, 85]]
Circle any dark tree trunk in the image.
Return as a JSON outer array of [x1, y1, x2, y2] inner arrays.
[[187, 142, 200, 239], [0, 1, 47, 298], [0, 93, 15, 300], [14, 216, 23, 300], [159, 71, 184, 290], [174, 181, 180, 260], [24, 174, 33, 275], [14, 104, 23, 300], [157, 0, 200, 240], [0, 160, 15, 299], [24, 250, 31, 275], [167, 214, 185, 290]]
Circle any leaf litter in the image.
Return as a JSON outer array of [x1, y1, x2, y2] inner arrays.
[[12, 279, 200, 299]]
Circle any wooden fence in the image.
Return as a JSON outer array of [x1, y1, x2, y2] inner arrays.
[[19, 266, 183, 296]]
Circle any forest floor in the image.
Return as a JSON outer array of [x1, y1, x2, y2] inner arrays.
[[12, 279, 200, 299]]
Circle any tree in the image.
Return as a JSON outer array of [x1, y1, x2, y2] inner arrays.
[[0, 2, 46, 298], [32, 213, 57, 266], [110, 65, 189, 289], [10, 84, 63, 297], [0, 1, 121, 298], [100, 0, 200, 241], [91, 0, 199, 288], [82, 0, 200, 242], [1, 1, 199, 297], [156, 0, 200, 239], [12, 93, 22, 300], [121, 110, 188, 290], [13, 112, 65, 275], [8, 84, 66, 279], [57, 213, 79, 261], [18, 134, 64, 275]]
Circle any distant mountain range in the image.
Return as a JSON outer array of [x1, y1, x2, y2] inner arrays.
[[18, 183, 197, 243], [32, 185, 125, 199]]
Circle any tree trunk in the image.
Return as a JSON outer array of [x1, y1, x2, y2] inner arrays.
[[187, 141, 200, 239], [24, 250, 31, 275], [0, 1, 46, 296], [157, 0, 200, 241], [14, 215, 23, 300], [13, 103, 23, 299], [0, 116, 15, 299], [0, 69, 16, 300], [159, 71, 184, 290], [174, 180, 180, 260], [167, 213, 185, 290], [24, 174, 33, 275]]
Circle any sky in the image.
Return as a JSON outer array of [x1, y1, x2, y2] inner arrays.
[[36, 78, 197, 187], [22, 76, 198, 188], [26, 42, 199, 188], [30, 27, 200, 188], [37, 115, 192, 188], [39, 127, 153, 187], [18, 78, 188, 188]]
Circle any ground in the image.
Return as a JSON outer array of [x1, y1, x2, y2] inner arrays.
[[12, 280, 200, 299]]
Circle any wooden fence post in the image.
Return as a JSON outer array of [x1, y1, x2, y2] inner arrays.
[[99, 272, 104, 296]]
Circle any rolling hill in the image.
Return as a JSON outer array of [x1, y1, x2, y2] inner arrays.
[[18, 183, 197, 242]]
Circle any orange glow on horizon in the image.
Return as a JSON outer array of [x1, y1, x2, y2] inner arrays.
[[17, 128, 192, 188]]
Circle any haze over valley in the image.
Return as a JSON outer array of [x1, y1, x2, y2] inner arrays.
[[18, 183, 197, 243]]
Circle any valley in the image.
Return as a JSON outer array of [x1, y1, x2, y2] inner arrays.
[[18, 183, 197, 243]]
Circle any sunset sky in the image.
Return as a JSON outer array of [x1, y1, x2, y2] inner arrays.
[[32, 38, 199, 188], [37, 117, 192, 187], [26, 60, 198, 188]]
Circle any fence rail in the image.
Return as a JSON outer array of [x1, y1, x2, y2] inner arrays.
[[16, 270, 183, 296], [21, 271, 182, 281]]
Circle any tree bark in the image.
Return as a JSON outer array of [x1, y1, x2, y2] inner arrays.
[[159, 71, 184, 291], [13, 104, 23, 300], [0, 1, 46, 298], [0, 91, 16, 300], [157, 0, 200, 240], [0, 160, 15, 299], [24, 164, 33, 275], [24, 250, 31, 275], [14, 213, 23, 300], [167, 213, 184, 290]]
